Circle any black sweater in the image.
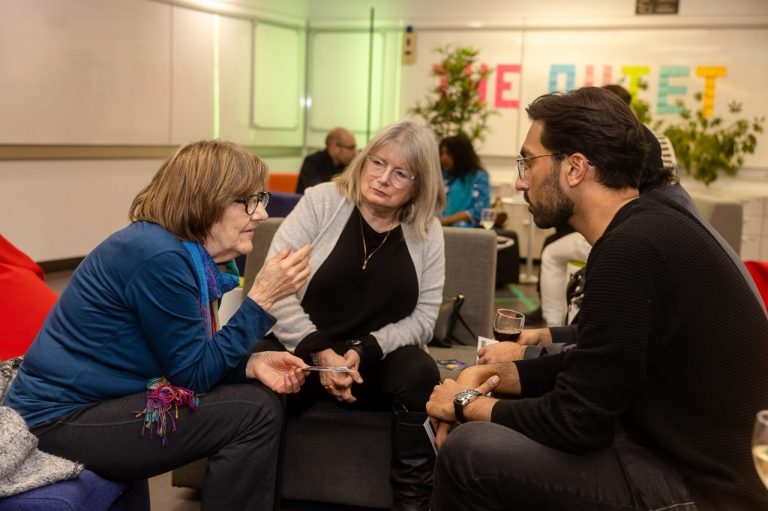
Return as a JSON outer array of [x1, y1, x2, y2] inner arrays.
[[493, 197, 768, 509]]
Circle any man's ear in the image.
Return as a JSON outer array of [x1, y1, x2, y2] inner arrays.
[[564, 153, 591, 187]]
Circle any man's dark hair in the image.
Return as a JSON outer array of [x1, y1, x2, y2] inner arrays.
[[598, 85, 676, 192], [602, 84, 632, 105], [439, 134, 482, 177], [525, 87, 647, 190]]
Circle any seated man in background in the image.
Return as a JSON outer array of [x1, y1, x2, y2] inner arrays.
[[296, 126, 357, 193], [427, 87, 768, 511]]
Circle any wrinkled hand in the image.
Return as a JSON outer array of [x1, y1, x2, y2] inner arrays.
[[315, 348, 363, 403], [516, 328, 552, 347], [477, 341, 527, 364], [246, 351, 308, 393], [248, 244, 311, 311]]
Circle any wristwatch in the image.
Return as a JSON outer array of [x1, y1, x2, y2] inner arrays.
[[346, 339, 363, 357], [453, 388, 482, 423]]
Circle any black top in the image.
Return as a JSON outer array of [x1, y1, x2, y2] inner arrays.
[[295, 208, 419, 368], [495, 196, 768, 509], [296, 150, 345, 194]]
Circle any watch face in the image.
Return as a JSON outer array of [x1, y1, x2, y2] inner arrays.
[[454, 389, 480, 405], [347, 339, 362, 346]]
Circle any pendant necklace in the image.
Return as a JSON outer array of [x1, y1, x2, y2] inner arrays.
[[360, 215, 392, 270]]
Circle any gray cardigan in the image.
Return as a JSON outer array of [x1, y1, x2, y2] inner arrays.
[[266, 182, 445, 358], [1, 358, 83, 497]]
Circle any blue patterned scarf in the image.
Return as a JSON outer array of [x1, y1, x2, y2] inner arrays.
[[136, 241, 240, 446], [182, 242, 240, 340]]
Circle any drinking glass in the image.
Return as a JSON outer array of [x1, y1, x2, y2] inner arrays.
[[493, 308, 525, 341], [752, 410, 768, 489], [480, 208, 496, 230]]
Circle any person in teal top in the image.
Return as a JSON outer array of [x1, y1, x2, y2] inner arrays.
[[439, 134, 491, 227]]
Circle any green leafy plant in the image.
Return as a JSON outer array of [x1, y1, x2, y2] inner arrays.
[[631, 94, 656, 128], [661, 93, 764, 185], [409, 45, 496, 143], [627, 79, 659, 128], [631, 96, 654, 126]]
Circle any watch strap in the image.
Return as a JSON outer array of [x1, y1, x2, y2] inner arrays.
[[454, 399, 468, 423], [345, 339, 364, 357], [453, 389, 481, 424]]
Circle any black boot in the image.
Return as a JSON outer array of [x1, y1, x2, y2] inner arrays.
[[391, 409, 435, 511]]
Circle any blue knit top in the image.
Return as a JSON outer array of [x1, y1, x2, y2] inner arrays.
[[5, 221, 275, 427]]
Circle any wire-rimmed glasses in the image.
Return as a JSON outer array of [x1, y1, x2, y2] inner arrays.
[[516, 153, 561, 181], [366, 155, 416, 189], [236, 191, 271, 215]]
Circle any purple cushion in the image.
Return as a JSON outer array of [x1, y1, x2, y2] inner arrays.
[[266, 192, 301, 218], [0, 470, 129, 511]]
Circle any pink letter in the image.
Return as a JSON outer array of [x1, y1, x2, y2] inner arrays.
[[583, 65, 613, 87], [495, 64, 521, 109]]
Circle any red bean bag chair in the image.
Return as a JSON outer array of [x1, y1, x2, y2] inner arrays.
[[0, 235, 58, 359], [744, 260, 768, 310]]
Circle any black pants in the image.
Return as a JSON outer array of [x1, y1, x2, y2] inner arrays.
[[434, 422, 699, 511], [32, 383, 283, 511], [255, 338, 440, 412], [293, 344, 439, 413]]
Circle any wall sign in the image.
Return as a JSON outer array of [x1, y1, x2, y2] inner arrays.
[[636, 0, 680, 15]]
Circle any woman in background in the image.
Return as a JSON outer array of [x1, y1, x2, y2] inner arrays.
[[264, 121, 445, 511], [4, 140, 311, 511], [438, 134, 491, 227]]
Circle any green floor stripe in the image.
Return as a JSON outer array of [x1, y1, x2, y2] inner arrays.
[[506, 284, 536, 310]]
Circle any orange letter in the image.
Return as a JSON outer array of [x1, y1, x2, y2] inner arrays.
[[695, 66, 727, 116]]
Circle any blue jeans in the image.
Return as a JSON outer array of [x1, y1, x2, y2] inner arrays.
[[433, 422, 699, 511]]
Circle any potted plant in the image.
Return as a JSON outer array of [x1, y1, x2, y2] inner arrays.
[[409, 45, 496, 143], [659, 93, 764, 186]]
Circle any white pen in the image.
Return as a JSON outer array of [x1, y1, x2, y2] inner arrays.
[[304, 366, 352, 373]]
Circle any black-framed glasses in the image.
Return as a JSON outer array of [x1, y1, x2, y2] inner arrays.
[[365, 155, 416, 189], [516, 153, 563, 181], [236, 191, 271, 215]]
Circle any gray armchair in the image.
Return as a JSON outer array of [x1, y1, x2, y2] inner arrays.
[[172, 220, 497, 508]]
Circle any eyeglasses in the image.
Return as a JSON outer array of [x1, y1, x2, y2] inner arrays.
[[365, 155, 416, 189], [516, 153, 562, 181], [235, 191, 271, 215]]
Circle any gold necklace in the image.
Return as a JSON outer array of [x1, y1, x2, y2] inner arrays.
[[360, 215, 392, 270]]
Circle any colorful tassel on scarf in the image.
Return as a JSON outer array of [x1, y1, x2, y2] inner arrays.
[[135, 377, 199, 447]]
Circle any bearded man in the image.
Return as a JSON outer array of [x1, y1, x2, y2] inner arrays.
[[427, 87, 768, 511]]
